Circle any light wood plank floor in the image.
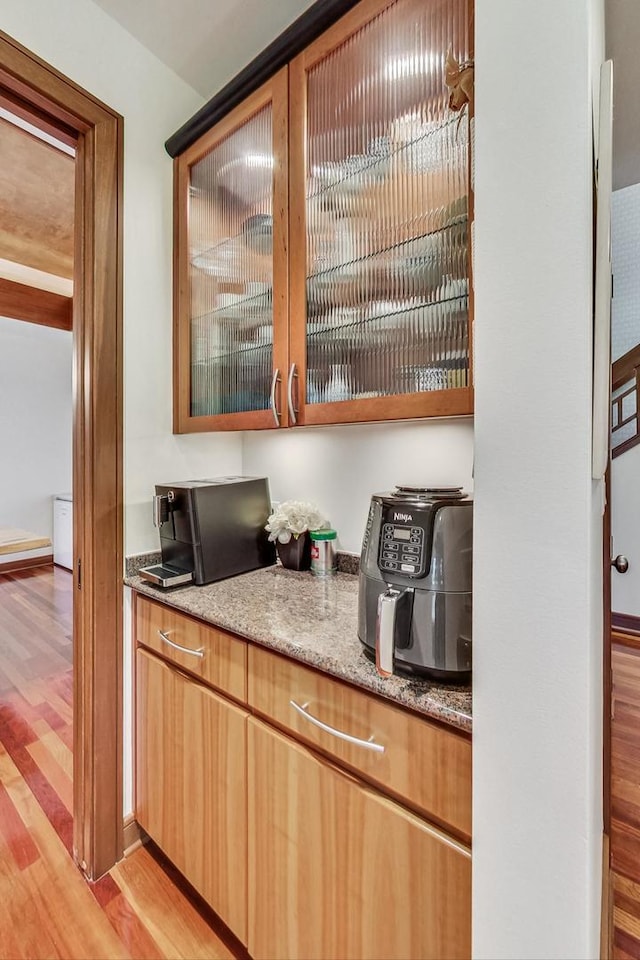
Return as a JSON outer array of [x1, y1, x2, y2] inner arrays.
[[0, 566, 245, 960], [612, 637, 640, 959]]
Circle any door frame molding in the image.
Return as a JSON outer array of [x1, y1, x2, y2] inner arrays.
[[0, 30, 124, 879]]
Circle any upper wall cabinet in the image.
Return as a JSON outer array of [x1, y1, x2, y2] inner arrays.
[[174, 70, 289, 432], [173, 0, 472, 433]]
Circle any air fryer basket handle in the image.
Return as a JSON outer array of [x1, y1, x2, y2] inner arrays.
[[376, 587, 402, 677]]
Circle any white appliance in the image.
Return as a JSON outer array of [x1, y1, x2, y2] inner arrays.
[[53, 493, 73, 570]]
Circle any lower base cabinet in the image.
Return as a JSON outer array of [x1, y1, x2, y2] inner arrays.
[[136, 649, 248, 943], [247, 717, 471, 960], [135, 598, 471, 960]]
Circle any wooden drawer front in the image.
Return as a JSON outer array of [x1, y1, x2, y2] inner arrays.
[[248, 645, 471, 839], [136, 649, 248, 943], [135, 595, 246, 702], [248, 718, 471, 960]]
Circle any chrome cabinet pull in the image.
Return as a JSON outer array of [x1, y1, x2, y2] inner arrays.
[[289, 699, 384, 753], [158, 629, 204, 659], [270, 368, 282, 426], [287, 363, 298, 425]]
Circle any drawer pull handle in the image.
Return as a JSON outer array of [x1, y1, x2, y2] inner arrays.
[[289, 700, 384, 753], [158, 630, 204, 659]]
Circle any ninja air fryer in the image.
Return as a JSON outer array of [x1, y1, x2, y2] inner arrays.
[[358, 485, 472, 681]]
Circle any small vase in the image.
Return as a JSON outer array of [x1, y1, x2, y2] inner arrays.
[[276, 532, 312, 571]]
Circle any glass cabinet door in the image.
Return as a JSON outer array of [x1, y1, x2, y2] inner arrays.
[[289, 0, 472, 426], [174, 69, 289, 432]]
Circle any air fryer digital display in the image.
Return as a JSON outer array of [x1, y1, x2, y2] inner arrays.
[[393, 527, 411, 541]]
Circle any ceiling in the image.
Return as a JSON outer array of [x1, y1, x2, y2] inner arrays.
[[0, 117, 74, 281], [94, 0, 639, 190], [92, 0, 316, 99], [606, 0, 640, 190]]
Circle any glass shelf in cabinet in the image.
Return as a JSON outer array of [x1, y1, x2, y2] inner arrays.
[[191, 346, 273, 415], [305, 360, 469, 405], [190, 392, 271, 416], [307, 114, 466, 204], [306, 215, 468, 284], [305, 340, 469, 373], [193, 341, 273, 364], [190, 226, 273, 279], [306, 299, 469, 396], [191, 286, 273, 324], [306, 290, 468, 339], [307, 273, 468, 317]]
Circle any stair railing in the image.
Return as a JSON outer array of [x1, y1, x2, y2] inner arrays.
[[612, 343, 640, 458]]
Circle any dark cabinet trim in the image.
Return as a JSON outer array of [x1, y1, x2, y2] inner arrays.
[[165, 0, 360, 158]]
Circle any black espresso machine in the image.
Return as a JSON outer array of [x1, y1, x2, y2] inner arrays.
[[358, 485, 472, 681], [139, 476, 275, 588]]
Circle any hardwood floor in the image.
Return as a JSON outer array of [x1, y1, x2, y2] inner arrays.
[[11, 570, 640, 958], [612, 639, 640, 959], [0, 566, 244, 960]]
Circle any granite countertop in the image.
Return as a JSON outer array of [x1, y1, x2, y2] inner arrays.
[[125, 565, 472, 734]]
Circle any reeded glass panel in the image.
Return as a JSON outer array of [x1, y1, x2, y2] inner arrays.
[[305, 0, 469, 403], [189, 105, 274, 416]]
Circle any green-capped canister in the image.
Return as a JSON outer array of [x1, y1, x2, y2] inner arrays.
[[310, 528, 337, 576]]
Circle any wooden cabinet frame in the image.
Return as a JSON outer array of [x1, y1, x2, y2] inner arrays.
[[133, 593, 472, 958], [136, 648, 249, 942], [173, 68, 290, 432], [248, 716, 471, 959], [173, 0, 474, 433], [288, 0, 474, 427]]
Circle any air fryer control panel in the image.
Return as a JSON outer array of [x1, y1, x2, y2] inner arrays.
[[378, 520, 426, 577]]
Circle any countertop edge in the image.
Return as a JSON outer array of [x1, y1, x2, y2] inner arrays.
[[124, 574, 472, 735]]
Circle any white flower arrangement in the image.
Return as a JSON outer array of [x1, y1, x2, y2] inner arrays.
[[265, 500, 327, 544]]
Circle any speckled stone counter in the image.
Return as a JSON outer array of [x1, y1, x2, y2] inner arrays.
[[125, 565, 472, 733]]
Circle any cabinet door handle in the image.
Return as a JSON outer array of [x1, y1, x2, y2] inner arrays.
[[287, 363, 298, 425], [289, 700, 385, 753], [270, 368, 282, 426], [158, 629, 204, 659]]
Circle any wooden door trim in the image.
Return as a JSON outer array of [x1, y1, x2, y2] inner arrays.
[[603, 465, 612, 960], [0, 30, 124, 880], [603, 465, 612, 834]]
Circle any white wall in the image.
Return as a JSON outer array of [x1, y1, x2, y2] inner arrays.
[[0, 0, 243, 557], [612, 182, 640, 362], [612, 443, 640, 616], [0, 316, 72, 540], [473, 1, 604, 957], [243, 419, 474, 553]]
